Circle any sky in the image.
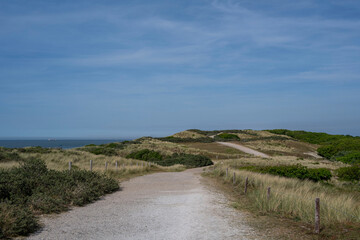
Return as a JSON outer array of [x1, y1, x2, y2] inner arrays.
[[1, 0, 360, 139]]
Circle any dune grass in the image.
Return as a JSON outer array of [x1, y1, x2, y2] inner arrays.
[[206, 163, 360, 229]]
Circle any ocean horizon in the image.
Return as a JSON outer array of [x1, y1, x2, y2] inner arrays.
[[0, 139, 131, 149]]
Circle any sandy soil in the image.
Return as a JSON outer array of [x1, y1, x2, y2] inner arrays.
[[217, 142, 270, 158], [27, 168, 261, 240]]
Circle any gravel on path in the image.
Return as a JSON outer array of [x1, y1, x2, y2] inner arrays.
[[27, 168, 259, 240]]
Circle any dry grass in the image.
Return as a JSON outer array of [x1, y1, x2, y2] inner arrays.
[[119, 138, 248, 159], [0, 148, 186, 180], [218, 156, 347, 170], [207, 163, 360, 227], [180, 142, 246, 155], [171, 130, 207, 138]]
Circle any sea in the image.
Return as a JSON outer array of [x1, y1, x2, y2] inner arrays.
[[0, 139, 129, 149]]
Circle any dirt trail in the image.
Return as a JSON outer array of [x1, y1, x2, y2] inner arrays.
[[217, 142, 270, 158], [27, 168, 260, 240]]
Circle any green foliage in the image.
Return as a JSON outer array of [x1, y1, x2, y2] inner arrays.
[[83, 147, 118, 156], [16, 146, 53, 154], [336, 165, 360, 181], [126, 149, 163, 161], [240, 164, 332, 182], [126, 149, 213, 168], [0, 202, 38, 238], [267, 129, 360, 161], [80, 140, 140, 156], [160, 153, 213, 167], [0, 158, 119, 238], [331, 151, 360, 164], [188, 129, 256, 136], [215, 133, 240, 141], [0, 147, 22, 162], [156, 137, 214, 143]]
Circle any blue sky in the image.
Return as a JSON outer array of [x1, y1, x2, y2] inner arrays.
[[1, 0, 360, 139]]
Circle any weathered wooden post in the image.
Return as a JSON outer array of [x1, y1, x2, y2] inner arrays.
[[69, 161, 72, 171], [226, 168, 228, 177], [233, 172, 236, 185], [216, 155, 218, 160], [244, 177, 248, 194], [315, 198, 320, 234], [115, 161, 118, 170], [267, 187, 271, 200], [90, 160, 93, 171], [105, 161, 108, 171]]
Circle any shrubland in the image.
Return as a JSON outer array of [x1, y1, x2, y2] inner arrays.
[[267, 129, 360, 163], [0, 158, 119, 239]]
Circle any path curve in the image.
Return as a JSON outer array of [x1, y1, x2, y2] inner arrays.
[[27, 168, 259, 240], [217, 142, 269, 158]]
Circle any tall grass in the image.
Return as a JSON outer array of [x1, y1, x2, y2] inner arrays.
[[209, 164, 360, 227]]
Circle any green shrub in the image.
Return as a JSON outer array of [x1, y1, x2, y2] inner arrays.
[[267, 129, 360, 160], [240, 164, 332, 182], [0, 158, 119, 238], [215, 133, 240, 141], [156, 137, 214, 143], [17, 146, 53, 154], [126, 149, 213, 168], [0, 201, 38, 238], [336, 165, 360, 181], [161, 153, 213, 167], [0, 150, 22, 162], [332, 151, 360, 164], [126, 149, 163, 161], [81, 146, 118, 156]]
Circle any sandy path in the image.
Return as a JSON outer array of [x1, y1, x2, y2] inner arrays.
[[217, 142, 269, 158], [27, 168, 259, 240]]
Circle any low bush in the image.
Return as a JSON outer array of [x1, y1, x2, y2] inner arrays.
[[240, 164, 332, 182], [336, 165, 360, 181], [16, 146, 53, 154], [0, 149, 22, 162], [267, 129, 360, 160], [156, 137, 214, 143], [161, 153, 213, 167], [215, 133, 240, 141], [126, 149, 213, 168], [0, 158, 119, 238], [332, 151, 360, 164], [126, 149, 163, 161], [80, 146, 118, 156]]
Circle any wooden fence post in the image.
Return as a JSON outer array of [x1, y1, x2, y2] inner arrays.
[[90, 160, 92, 171], [105, 161, 108, 171], [244, 177, 248, 194], [226, 168, 228, 177], [315, 198, 320, 234], [115, 161, 118, 170], [267, 187, 271, 200], [69, 161, 72, 171], [233, 172, 236, 185]]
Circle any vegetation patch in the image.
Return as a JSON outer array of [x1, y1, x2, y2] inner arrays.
[[126, 149, 213, 168], [156, 136, 214, 143], [239, 164, 332, 182], [215, 133, 240, 141], [0, 158, 119, 238], [0, 148, 22, 162], [79, 140, 140, 156], [336, 165, 360, 182], [16, 146, 54, 154], [267, 129, 360, 161]]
